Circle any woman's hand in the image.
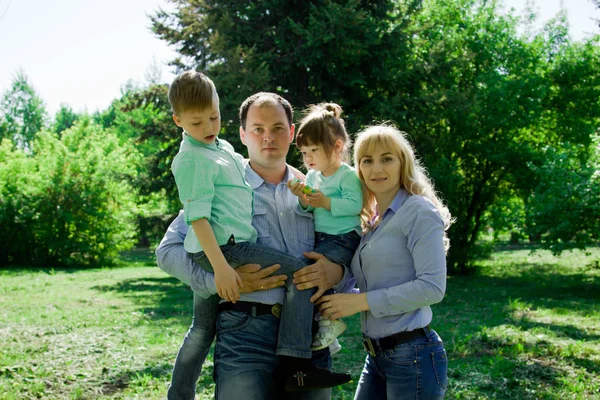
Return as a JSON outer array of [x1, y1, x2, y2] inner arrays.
[[316, 293, 369, 319]]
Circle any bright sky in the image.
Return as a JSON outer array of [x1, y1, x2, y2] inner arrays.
[[1, 0, 599, 117]]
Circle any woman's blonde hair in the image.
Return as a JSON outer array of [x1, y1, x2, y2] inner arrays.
[[353, 125, 453, 251]]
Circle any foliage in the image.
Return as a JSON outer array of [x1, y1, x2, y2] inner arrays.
[[150, 0, 409, 165], [0, 69, 47, 150], [52, 103, 79, 135], [525, 137, 600, 254], [95, 84, 182, 245], [0, 119, 139, 267]]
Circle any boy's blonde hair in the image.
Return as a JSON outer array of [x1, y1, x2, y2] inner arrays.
[[168, 70, 217, 115], [353, 125, 453, 251], [295, 103, 351, 163]]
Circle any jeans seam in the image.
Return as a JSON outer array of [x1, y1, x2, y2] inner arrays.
[[431, 349, 448, 390]]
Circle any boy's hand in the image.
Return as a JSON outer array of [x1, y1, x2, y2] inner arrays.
[[215, 265, 243, 303], [305, 190, 331, 210]]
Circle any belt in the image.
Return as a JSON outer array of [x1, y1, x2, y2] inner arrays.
[[362, 326, 431, 356], [217, 301, 282, 318]]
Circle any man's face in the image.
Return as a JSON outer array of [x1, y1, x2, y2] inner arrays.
[[240, 103, 295, 169]]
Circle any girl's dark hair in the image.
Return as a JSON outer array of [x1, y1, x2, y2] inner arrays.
[[295, 102, 351, 162]]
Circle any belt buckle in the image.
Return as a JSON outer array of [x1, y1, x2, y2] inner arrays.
[[271, 303, 282, 318], [362, 336, 376, 357]]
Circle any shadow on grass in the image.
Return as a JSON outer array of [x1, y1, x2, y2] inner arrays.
[[93, 276, 194, 322]]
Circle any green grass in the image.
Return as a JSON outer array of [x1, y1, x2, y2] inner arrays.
[[1, 247, 599, 399]]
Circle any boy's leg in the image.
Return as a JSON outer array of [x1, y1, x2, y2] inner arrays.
[[168, 293, 219, 400]]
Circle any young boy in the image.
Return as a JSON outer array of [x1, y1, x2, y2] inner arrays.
[[168, 71, 350, 391]]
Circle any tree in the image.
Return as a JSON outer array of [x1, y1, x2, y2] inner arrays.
[[52, 103, 79, 135], [150, 0, 413, 164], [0, 70, 47, 150], [0, 119, 139, 267]]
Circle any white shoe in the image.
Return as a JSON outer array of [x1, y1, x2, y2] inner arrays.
[[329, 338, 342, 355], [311, 319, 347, 351]]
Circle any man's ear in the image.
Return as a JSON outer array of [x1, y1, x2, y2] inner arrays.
[[239, 126, 246, 144], [289, 123, 295, 143]]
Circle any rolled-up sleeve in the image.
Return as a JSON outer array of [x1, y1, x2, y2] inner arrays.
[[172, 155, 218, 224]]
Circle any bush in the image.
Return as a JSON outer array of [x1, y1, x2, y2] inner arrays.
[[0, 119, 139, 267]]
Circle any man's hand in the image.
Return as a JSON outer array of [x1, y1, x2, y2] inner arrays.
[[293, 252, 343, 303], [237, 263, 287, 293], [305, 190, 331, 210], [316, 293, 369, 319]]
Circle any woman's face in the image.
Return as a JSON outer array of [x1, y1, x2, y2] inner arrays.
[[359, 145, 401, 198]]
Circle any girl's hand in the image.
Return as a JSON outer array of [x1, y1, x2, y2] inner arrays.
[[215, 265, 243, 303], [286, 179, 306, 198], [316, 293, 369, 319], [305, 190, 331, 210]]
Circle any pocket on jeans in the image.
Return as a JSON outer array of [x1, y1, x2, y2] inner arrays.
[[383, 345, 417, 365], [431, 349, 448, 390], [216, 310, 251, 333]]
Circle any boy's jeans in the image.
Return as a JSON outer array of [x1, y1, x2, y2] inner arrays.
[[191, 237, 314, 358]]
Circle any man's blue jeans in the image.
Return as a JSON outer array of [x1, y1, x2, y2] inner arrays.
[[214, 309, 332, 400], [354, 328, 448, 400], [191, 239, 314, 358]]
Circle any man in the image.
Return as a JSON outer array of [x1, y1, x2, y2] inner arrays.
[[156, 92, 355, 400]]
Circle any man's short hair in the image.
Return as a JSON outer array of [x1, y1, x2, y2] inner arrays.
[[239, 92, 293, 129]]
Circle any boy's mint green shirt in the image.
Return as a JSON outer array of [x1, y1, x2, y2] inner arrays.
[[304, 162, 363, 235], [171, 133, 257, 254]]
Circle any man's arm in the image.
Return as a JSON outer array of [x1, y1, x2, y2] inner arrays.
[[155, 212, 217, 299], [156, 212, 286, 297]]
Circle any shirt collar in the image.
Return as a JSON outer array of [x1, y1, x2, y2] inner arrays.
[[381, 188, 409, 219], [244, 162, 296, 190]]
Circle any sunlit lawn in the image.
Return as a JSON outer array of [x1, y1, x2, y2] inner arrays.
[[1, 247, 599, 399]]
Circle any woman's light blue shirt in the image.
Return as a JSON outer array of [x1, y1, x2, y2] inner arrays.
[[350, 189, 447, 339]]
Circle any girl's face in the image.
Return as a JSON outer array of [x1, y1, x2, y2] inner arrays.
[[359, 145, 401, 198], [299, 142, 341, 176]]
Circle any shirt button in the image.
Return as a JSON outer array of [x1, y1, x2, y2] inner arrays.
[[279, 212, 283, 216]]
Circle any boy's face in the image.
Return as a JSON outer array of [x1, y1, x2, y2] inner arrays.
[[173, 95, 221, 145]]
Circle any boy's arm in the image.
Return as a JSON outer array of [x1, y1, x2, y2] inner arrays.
[[191, 218, 243, 302]]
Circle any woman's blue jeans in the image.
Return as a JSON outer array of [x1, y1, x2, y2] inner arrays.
[[354, 328, 448, 400]]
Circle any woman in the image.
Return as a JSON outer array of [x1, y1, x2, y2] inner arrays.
[[317, 125, 452, 399]]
